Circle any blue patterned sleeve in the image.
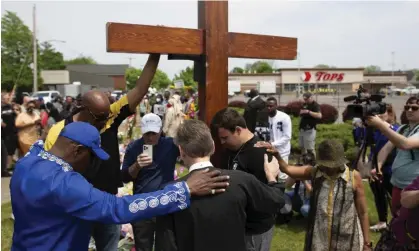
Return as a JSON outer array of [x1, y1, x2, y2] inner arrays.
[[54, 172, 190, 224]]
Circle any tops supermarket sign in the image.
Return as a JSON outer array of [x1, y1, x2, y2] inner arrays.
[[301, 71, 345, 82]]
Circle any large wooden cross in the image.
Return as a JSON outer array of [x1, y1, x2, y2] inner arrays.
[[107, 1, 297, 164]]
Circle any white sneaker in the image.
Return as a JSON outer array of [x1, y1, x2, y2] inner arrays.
[[370, 222, 386, 231]]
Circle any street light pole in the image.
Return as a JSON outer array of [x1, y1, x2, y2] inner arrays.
[[33, 4, 37, 93], [297, 51, 300, 98]]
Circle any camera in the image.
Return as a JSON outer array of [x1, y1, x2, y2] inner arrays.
[[343, 94, 387, 120]]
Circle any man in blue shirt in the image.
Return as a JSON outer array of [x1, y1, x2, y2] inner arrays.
[[121, 113, 180, 251], [10, 122, 229, 251]]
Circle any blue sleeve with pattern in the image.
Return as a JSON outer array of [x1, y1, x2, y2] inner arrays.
[[54, 172, 190, 224]]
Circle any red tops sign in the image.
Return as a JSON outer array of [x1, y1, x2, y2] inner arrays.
[[301, 71, 345, 82]]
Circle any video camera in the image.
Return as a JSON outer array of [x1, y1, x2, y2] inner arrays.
[[343, 94, 387, 121]]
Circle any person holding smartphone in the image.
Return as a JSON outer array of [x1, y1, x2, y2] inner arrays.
[[121, 113, 180, 251]]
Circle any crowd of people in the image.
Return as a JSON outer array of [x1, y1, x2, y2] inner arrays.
[[3, 53, 419, 251]]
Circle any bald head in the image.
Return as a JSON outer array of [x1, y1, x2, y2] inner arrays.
[[75, 90, 111, 130], [82, 90, 110, 112]]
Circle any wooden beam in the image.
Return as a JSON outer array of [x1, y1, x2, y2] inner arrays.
[[167, 54, 201, 61], [106, 23, 203, 55], [196, 1, 229, 168], [228, 32, 298, 60]]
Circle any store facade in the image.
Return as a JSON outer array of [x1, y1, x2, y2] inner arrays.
[[229, 68, 408, 94]]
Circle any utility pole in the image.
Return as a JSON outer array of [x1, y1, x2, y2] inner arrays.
[[297, 51, 300, 98], [33, 4, 37, 93], [128, 57, 134, 67]]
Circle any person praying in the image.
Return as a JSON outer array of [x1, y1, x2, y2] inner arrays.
[[156, 120, 286, 251], [11, 122, 229, 251], [255, 139, 372, 251]]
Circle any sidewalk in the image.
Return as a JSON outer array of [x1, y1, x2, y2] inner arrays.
[[2, 177, 11, 203]]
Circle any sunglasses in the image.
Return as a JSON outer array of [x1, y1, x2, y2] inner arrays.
[[404, 105, 419, 112], [84, 106, 112, 122]]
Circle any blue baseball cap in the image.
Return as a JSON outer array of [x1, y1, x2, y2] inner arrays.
[[59, 122, 109, 160]]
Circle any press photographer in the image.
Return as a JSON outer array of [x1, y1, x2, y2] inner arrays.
[[365, 96, 419, 215], [356, 104, 398, 231], [343, 93, 387, 168]]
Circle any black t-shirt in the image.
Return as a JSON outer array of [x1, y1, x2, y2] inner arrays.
[[222, 136, 279, 234], [65, 104, 134, 194], [299, 101, 321, 130], [1, 104, 17, 139]]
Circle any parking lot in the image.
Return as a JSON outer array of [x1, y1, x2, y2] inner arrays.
[[229, 94, 415, 123]]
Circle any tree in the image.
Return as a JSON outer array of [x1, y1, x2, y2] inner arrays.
[[242, 61, 273, 73], [125, 67, 171, 90], [364, 65, 381, 73], [39, 41, 65, 70], [65, 56, 97, 65], [1, 11, 38, 92], [411, 69, 419, 81], [173, 66, 197, 89], [252, 61, 273, 73], [125, 67, 142, 90], [244, 63, 253, 73], [230, 67, 244, 74], [151, 70, 171, 90]]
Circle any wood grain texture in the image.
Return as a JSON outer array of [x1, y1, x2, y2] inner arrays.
[[199, 1, 229, 167], [228, 32, 298, 60], [106, 23, 203, 55]]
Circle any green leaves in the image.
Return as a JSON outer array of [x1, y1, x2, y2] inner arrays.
[[173, 66, 197, 89], [125, 67, 171, 90], [1, 11, 34, 91], [39, 41, 65, 70], [65, 56, 97, 65]]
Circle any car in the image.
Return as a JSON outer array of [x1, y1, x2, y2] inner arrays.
[[401, 86, 419, 95], [31, 91, 60, 103]]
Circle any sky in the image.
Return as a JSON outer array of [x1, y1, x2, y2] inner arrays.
[[2, 0, 419, 78]]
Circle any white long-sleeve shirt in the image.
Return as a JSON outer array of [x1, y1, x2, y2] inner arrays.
[[269, 111, 292, 159]]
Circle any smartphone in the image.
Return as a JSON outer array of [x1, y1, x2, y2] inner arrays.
[[143, 144, 153, 157]]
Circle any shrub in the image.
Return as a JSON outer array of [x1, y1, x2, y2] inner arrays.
[[290, 117, 356, 163], [228, 100, 247, 109], [286, 101, 338, 124], [319, 104, 339, 124], [285, 100, 304, 117], [277, 105, 287, 113]]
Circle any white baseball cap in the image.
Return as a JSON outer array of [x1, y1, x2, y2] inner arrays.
[[141, 113, 162, 134]]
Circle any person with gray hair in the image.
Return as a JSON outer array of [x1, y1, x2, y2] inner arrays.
[[156, 119, 286, 251]]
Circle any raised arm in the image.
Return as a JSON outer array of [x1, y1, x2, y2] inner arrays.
[[55, 172, 191, 224], [367, 116, 419, 150], [254, 141, 313, 180], [127, 54, 161, 113], [376, 141, 395, 173], [55, 169, 230, 224]]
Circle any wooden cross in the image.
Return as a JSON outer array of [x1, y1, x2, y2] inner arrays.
[[107, 1, 297, 165]]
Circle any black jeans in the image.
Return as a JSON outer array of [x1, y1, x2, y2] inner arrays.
[[369, 172, 393, 222], [2, 139, 8, 173], [132, 218, 159, 251]]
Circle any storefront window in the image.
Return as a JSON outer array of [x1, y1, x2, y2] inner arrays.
[[284, 84, 296, 92]]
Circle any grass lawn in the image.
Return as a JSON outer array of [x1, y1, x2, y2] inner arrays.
[[1, 181, 383, 251]]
